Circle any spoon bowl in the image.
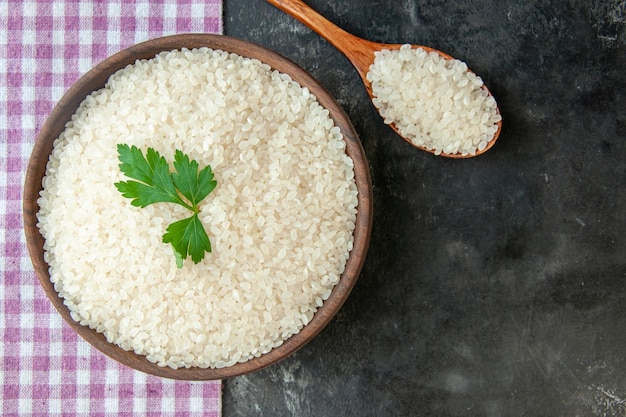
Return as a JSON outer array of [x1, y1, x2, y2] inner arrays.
[[266, 0, 502, 158]]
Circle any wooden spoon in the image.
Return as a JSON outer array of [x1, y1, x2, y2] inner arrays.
[[266, 0, 503, 158]]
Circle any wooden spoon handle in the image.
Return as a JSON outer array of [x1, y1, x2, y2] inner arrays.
[[266, 0, 378, 80]]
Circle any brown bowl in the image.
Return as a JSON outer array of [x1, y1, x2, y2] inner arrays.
[[22, 34, 373, 380]]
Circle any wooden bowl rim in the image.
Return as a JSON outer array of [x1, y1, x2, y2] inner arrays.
[[22, 33, 373, 380]]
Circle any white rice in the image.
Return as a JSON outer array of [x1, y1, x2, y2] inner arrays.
[[366, 44, 502, 156], [36, 47, 358, 369]]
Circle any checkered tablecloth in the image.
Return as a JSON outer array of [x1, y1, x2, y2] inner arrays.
[[1, 0, 223, 415]]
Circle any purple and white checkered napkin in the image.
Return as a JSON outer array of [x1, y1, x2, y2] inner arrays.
[[1, 0, 223, 415]]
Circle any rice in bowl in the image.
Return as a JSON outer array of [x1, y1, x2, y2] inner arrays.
[[36, 47, 359, 370]]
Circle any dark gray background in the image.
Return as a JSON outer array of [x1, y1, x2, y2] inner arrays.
[[222, 0, 626, 415]]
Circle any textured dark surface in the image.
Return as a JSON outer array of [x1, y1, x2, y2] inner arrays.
[[222, 0, 626, 415]]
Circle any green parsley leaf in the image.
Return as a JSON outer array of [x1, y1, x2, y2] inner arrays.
[[171, 149, 217, 207], [173, 246, 184, 269], [114, 144, 189, 209], [162, 213, 212, 264], [114, 144, 216, 267]]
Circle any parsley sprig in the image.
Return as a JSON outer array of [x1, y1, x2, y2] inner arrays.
[[114, 144, 217, 267]]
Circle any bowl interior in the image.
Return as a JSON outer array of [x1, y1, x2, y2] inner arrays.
[[23, 34, 372, 380]]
